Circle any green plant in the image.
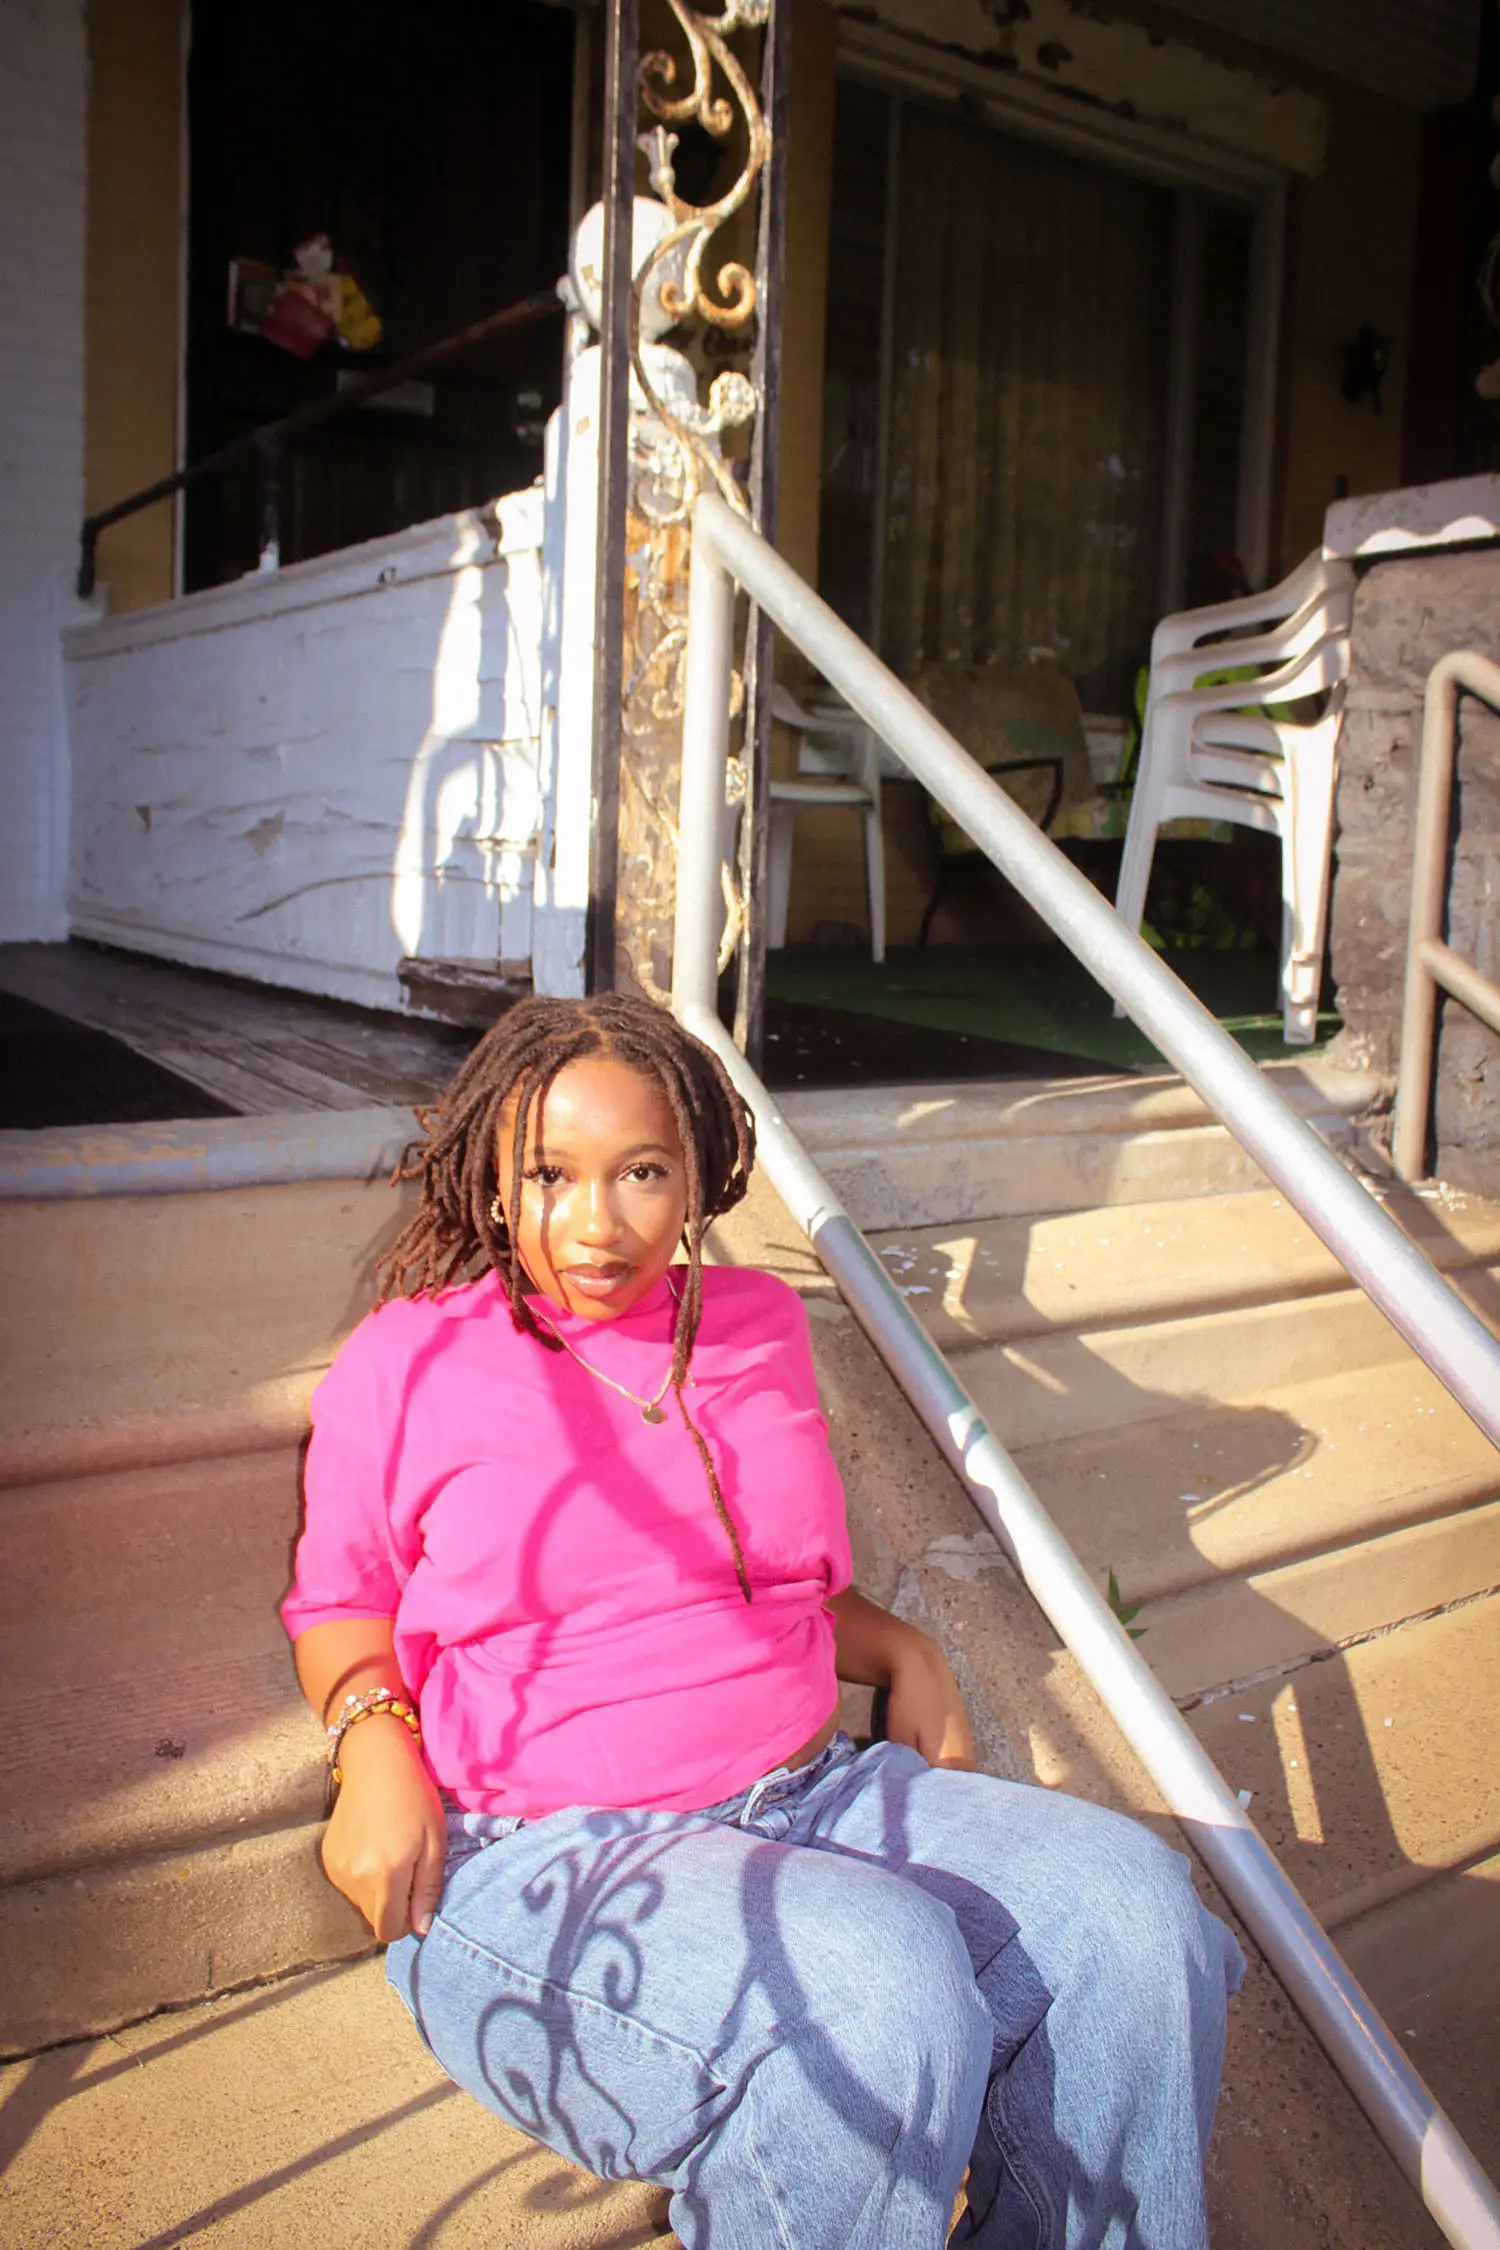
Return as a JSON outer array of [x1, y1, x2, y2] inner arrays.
[[1106, 1567, 1147, 1640]]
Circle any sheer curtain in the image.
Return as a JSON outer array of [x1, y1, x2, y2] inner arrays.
[[882, 106, 1175, 711]]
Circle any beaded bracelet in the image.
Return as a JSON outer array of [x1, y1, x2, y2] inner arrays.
[[326, 1686, 421, 1784]]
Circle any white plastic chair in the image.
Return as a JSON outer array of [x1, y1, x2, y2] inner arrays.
[[1145, 548, 1350, 679], [768, 686, 886, 962], [1114, 554, 1355, 1045]]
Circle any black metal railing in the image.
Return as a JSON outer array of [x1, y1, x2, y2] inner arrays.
[[77, 285, 566, 599]]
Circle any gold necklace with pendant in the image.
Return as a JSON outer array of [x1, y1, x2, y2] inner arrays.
[[544, 1334, 675, 1423], [534, 1273, 687, 1426]]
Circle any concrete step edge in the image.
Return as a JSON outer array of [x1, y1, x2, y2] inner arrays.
[[0, 1107, 413, 1202], [1323, 1828, 1500, 1935], [884, 1188, 1500, 1355], [1, 1651, 322, 1891], [950, 1279, 1482, 1460], [0, 1819, 372, 2060], [940, 1259, 1500, 1363], [1081, 1468, 1500, 1611], [1188, 1592, 1500, 1930], [821, 1112, 1368, 1229], [1140, 1505, 1500, 1705], [780, 1060, 1382, 1153], [0, 1370, 322, 1491], [1010, 1354, 1500, 1605]]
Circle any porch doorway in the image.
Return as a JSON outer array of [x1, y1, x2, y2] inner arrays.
[[785, 69, 1312, 1075], [182, 0, 575, 591]]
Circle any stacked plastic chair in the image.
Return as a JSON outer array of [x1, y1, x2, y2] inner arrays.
[[1113, 550, 1355, 1044], [767, 685, 886, 963]]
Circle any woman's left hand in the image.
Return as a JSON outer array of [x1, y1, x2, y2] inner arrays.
[[883, 1633, 976, 1771], [830, 1588, 977, 1770]]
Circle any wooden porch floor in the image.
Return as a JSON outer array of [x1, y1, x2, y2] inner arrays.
[[0, 943, 475, 1116], [0, 940, 1111, 1129]]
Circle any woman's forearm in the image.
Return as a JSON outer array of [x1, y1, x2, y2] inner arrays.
[[293, 1616, 406, 1725], [829, 1587, 930, 1687], [292, 1617, 446, 1942], [830, 1588, 975, 1770]]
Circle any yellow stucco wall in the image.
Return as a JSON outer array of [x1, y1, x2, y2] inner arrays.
[[1276, 83, 1421, 574], [85, 0, 183, 614]]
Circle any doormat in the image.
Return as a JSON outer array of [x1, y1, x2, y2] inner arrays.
[[0, 991, 238, 1130], [765, 947, 1338, 1071], [757, 996, 1100, 1090]]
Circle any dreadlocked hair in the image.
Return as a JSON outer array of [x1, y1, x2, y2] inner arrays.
[[377, 993, 758, 1600]]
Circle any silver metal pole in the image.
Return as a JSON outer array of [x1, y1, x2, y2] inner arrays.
[[1420, 938, 1500, 1037], [1393, 651, 1500, 1182], [690, 493, 1500, 1452], [671, 559, 1500, 2247]]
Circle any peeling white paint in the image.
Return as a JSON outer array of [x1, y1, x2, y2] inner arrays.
[[62, 494, 549, 1010], [840, 0, 1327, 178]]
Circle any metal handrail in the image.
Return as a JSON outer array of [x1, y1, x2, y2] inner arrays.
[[1392, 650, 1500, 1182], [672, 490, 1500, 2250], [76, 286, 564, 597]]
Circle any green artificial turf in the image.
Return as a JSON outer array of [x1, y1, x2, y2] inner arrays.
[[764, 946, 1339, 1071]]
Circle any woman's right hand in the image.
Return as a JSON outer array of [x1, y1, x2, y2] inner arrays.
[[320, 1717, 449, 1942]]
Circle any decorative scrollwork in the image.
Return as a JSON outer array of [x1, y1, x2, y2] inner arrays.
[[630, 0, 768, 524], [611, 0, 770, 1003]]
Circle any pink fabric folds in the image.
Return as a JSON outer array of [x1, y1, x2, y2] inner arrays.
[[283, 1265, 851, 1817]]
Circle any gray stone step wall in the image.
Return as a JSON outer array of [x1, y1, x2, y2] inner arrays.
[[1330, 546, 1500, 1194]]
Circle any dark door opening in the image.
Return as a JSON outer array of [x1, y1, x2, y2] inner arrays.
[[183, 0, 575, 590]]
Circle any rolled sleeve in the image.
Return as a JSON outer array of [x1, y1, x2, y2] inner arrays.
[[280, 1339, 403, 1639]]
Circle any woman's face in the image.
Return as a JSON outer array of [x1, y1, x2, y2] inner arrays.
[[496, 1054, 690, 1321]]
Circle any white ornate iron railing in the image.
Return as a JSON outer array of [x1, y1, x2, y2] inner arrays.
[[672, 489, 1500, 2250]]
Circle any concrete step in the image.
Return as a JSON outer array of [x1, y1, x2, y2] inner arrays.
[[0, 1821, 371, 2060], [6, 1179, 1490, 1890], [0, 1440, 355, 2055], [0, 1139, 1474, 2246], [0, 1180, 395, 2054], [6, 1649, 317, 1893], [1188, 1593, 1500, 1932], [944, 1259, 1500, 1455], [779, 1060, 1374, 1227], [1136, 1499, 1500, 1703], [0, 1449, 318, 1889], [0, 1955, 670, 2249], [730, 1288, 1451, 2250], [869, 1185, 1500, 1351], [0, 1177, 407, 1479], [1336, 1849, 1500, 2186], [1013, 1353, 1500, 1602]]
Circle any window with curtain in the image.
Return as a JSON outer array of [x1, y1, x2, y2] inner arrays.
[[820, 82, 1259, 716]]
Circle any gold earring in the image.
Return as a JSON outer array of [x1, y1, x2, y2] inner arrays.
[[489, 1193, 504, 1227]]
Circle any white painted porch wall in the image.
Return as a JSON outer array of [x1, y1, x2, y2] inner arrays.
[[0, 0, 86, 943], [63, 491, 552, 1011]]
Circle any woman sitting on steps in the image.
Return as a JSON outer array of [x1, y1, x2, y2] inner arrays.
[[283, 990, 1244, 2249]]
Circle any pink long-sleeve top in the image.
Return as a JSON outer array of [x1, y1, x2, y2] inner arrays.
[[282, 1264, 852, 1817]]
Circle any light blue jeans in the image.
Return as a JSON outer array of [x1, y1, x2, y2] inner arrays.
[[387, 1735, 1244, 2248]]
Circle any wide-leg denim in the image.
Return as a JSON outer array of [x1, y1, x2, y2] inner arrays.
[[387, 1735, 1245, 2249]]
